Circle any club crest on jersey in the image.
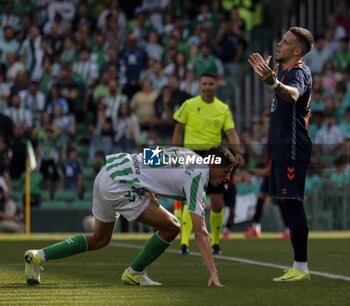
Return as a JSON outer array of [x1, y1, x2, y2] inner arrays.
[[271, 96, 277, 112]]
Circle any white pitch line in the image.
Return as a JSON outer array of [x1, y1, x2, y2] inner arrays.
[[110, 242, 350, 282]]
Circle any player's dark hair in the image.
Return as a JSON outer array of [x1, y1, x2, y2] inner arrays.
[[204, 145, 237, 166], [200, 72, 217, 80], [289, 27, 314, 55]]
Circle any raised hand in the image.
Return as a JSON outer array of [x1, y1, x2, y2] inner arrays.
[[248, 53, 279, 86]]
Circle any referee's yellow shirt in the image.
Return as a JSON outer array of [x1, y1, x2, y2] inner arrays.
[[173, 96, 235, 151]]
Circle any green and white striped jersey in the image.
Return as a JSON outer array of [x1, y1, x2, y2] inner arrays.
[[105, 147, 209, 217]]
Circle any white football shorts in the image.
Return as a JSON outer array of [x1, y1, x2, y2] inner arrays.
[[92, 167, 151, 223]]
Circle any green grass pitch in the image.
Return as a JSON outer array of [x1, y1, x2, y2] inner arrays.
[[1, 233, 350, 306]]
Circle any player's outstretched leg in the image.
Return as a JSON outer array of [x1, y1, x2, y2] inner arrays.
[[24, 220, 115, 286]]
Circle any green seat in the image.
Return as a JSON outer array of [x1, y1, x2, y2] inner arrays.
[[41, 201, 68, 209], [12, 191, 23, 204], [83, 167, 95, 180], [72, 200, 91, 209], [54, 190, 78, 202], [84, 190, 93, 201]]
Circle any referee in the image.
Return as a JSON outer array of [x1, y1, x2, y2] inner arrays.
[[172, 72, 243, 255]]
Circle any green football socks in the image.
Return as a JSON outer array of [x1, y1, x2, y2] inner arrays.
[[180, 204, 193, 247], [210, 209, 224, 246], [41, 234, 88, 261], [130, 232, 170, 272]]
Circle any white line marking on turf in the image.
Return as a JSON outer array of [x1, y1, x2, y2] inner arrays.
[[110, 242, 350, 282]]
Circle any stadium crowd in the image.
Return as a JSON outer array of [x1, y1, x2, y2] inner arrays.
[[1, 0, 350, 232]]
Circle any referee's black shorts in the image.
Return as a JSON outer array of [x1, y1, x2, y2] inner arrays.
[[269, 160, 308, 202], [194, 149, 226, 194]]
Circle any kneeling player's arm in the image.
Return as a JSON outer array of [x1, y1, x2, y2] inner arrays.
[[190, 212, 218, 277]]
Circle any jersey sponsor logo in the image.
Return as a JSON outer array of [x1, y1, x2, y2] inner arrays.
[[132, 154, 141, 174]]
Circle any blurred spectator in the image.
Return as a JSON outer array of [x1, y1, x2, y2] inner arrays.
[[164, 51, 188, 80], [0, 179, 23, 233], [309, 111, 324, 142], [334, 0, 350, 36], [33, 111, 62, 195], [141, 59, 168, 91], [0, 113, 13, 145], [46, 19, 65, 55], [0, 134, 12, 179], [130, 79, 158, 132], [180, 69, 200, 96], [73, 48, 99, 87], [310, 88, 325, 112], [18, 80, 46, 127], [92, 70, 111, 108], [213, 18, 245, 77], [145, 30, 164, 62], [52, 104, 75, 146], [46, 84, 69, 114], [9, 124, 26, 180], [60, 36, 78, 64], [234, 168, 260, 196], [339, 107, 350, 139], [315, 111, 344, 165], [91, 32, 107, 73], [304, 34, 332, 75], [90, 150, 105, 175], [89, 104, 114, 158], [0, 25, 20, 65], [119, 32, 148, 98], [10, 69, 29, 96], [4, 94, 32, 134], [60, 146, 83, 199], [55, 64, 86, 122], [19, 24, 42, 79], [333, 37, 350, 72], [48, 0, 75, 24], [103, 79, 128, 124], [334, 80, 350, 121], [97, 0, 126, 36], [0, 0, 20, 32], [0, 71, 10, 113], [167, 74, 192, 107], [33, 0, 51, 27], [114, 102, 140, 152], [150, 86, 176, 142], [193, 43, 224, 80], [142, 0, 171, 31], [321, 60, 342, 95], [72, 1, 94, 32], [192, 2, 219, 37], [5, 52, 25, 84]]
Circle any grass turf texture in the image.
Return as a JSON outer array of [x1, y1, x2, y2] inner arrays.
[[0, 233, 350, 306]]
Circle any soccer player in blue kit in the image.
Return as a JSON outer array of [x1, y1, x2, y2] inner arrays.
[[249, 27, 314, 281]]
